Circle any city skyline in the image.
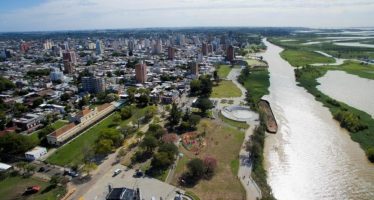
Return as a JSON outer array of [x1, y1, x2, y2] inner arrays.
[[1, 0, 374, 32]]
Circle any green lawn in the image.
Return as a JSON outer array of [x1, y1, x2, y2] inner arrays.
[[172, 120, 245, 200], [241, 68, 270, 105], [47, 106, 148, 166], [230, 159, 239, 175], [280, 49, 335, 67], [211, 80, 242, 98], [217, 65, 232, 79], [218, 112, 249, 129], [325, 61, 374, 80], [0, 176, 66, 200]]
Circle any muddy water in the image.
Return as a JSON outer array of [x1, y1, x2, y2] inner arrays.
[[317, 71, 374, 117], [261, 39, 374, 200]]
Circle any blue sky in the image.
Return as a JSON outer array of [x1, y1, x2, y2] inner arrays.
[[0, 0, 374, 32]]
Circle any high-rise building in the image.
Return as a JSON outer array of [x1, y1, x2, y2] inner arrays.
[[43, 40, 53, 50], [202, 42, 208, 56], [82, 76, 106, 93], [188, 61, 199, 77], [20, 41, 30, 53], [168, 46, 175, 60], [153, 39, 162, 54], [63, 50, 77, 74], [135, 62, 147, 83], [226, 45, 235, 62], [96, 40, 104, 55], [52, 46, 62, 57]]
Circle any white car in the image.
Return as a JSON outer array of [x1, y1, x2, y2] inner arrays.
[[113, 169, 122, 176]]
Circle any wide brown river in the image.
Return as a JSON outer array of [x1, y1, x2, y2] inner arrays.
[[261, 39, 374, 200]]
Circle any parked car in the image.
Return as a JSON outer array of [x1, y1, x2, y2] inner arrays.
[[134, 169, 143, 177], [113, 169, 122, 177], [24, 186, 40, 195]]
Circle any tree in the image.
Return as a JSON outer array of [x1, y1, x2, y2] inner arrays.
[[195, 97, 213, 116], [199, 75, 213, 97], [105, 93, 119, 103], [0, 111, 7, 130], [32, 98, 43, 108], [167, 103, 181, 128], [0, 133, 38, 156], [112, 114, 121, 125], [50, 175, 63, 187], [140, 135, 158, 153], [190, 79, 201, 96], [151, 152, 173, 169], [137, 89, 150, 107], [0, 76, 15, 92], [127, 87, 137, 103], [189, 114, 201, 128], [203, 156, 217, 178], [144, 106, 157, 122], [96, 139, 114, 154], [213, 70, 219, 83], [60, 93, 71, 101], [121, 106, 133, 120], [158, 143, 178, 158], [99, 129, 123, 147], [147, 124, 166, 139], [187, 158, 205, 178], [367, 147, 374, 163], [82, 162, 97, 176], [106, 71, 113, 77]]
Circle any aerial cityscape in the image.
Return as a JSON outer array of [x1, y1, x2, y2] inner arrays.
[[0, 1, 374, 200]]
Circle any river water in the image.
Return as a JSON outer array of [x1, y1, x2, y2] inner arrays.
[[261, 39, 374, 200], [317, 71, 374, 118]]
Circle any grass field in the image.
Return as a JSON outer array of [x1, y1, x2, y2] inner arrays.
[[324, 61, 374, 80], [211, 80, 242, 98], [217, 65, 232, 79], [280, 49, 335, 67], [47, 106, 148, 166], [241, 68, 270, 105], [0, 176, 66, 200], [172, 119, 245, 200], [218, 111, 249, 129]]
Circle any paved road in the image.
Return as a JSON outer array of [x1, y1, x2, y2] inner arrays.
[[83, 165, 187, 200], [68, 123, 152, 200]]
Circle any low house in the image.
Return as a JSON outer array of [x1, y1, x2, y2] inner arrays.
[[12, 113, 44, 132], [25, 146, 47, 161]]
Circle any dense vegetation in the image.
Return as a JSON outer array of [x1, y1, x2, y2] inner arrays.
[[247, 115, 276, 200], [238, 64, 270, 109], [0, 76, 15, 92]]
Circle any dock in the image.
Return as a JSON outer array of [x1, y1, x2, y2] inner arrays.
[[258, 99, 278, 133]]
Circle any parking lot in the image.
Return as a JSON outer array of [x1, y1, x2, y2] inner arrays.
[[82, 164, 185, 200]]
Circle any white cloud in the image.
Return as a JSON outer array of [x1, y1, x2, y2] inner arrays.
[[0, 0, 373, 31]]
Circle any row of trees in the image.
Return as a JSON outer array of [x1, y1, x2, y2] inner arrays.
[[131, 124, 179, 176], [167, 103, 203, 132]]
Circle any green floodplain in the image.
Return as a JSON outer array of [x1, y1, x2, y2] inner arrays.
[[269, 35, 374, 163]]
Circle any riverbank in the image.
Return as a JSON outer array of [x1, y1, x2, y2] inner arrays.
[[258, 100, 278, 133], [239, 59, 276, 200], [295, 66, 374, 162]]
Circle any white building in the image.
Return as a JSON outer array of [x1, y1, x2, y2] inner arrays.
[[50, 69, 65, 81], [96, 40, 104, 55], [25, 146, 47, 161]]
